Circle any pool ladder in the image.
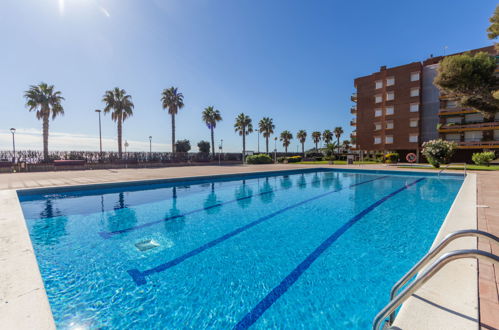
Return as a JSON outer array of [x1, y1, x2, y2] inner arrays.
[[438, 162, 467, 177], [372, 229, 499, 330]]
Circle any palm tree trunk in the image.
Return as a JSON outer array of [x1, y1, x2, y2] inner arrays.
[[242, 128, 246, 163], [171, 114, 176, 154], [337, 137, 340, 155], [211, 127, 215, 157], [315, 142, 318, 151], [117, 117, 123, 159], [266, 136, 269, 154], [301, 142, 304, 156], [285, 145, 288, 154], [42, 114, 49, 161]]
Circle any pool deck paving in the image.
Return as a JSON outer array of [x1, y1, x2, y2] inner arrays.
[[0, 163, 498, 329]]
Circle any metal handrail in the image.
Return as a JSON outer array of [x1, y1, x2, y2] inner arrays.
[[373, 249, 499, 330], [388, 230, 499, 324], [438, 162, 466, 177]]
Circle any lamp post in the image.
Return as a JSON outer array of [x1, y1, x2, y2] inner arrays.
[[218, 139, 223, 165], [95, 110, 102, 159], [10, 128, 16, 164], [274, 137, 277, 164], [257, 129, 260, 154], [149, 135, 152, 153]]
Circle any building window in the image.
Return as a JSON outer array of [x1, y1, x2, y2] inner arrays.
[[374, 122, 382, 131], [446, 134, 460, 142], [447, 100, 458, 108], [386, 91, 394, 101], [375, 80, 383, 89], [375, 108, 383, 117], [464, 131, 483, 142], [494, 130, 499, 140], [411, 72, 420, 81], [446, 117, 462, 124], [410, 103, 419, 112], [465, 113, 483, 123], [410, 88, 420, 97], [385, 135, 393, 144], [386, 106, 394, 115], [495, 113, 499, 121], [409, 119, 418, 127], [386, 77, 395, 86], [409, 134, 418, 143], [374, 136, 382, 144], [375, 94, 382, 103], [386, 121, 394, 129]]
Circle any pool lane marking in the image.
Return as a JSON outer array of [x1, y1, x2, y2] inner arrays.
[[233, 177, 426, 329], [99, 173, 368, 239], [127, 175, 389, 285]]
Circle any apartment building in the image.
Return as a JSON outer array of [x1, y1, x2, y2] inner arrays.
[[351, 45, 497, 162]]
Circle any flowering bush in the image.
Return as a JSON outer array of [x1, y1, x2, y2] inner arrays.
[[472, 151, 496, 166], [421, 139, 457, 168], [384, 152, 399, 163]]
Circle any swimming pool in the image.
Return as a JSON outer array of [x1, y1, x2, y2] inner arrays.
[[19, 169, 463, 329]]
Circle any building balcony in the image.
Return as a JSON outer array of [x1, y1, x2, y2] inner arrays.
[[438, 107, 479, 116], [351, 93, 357, 102], [350, 119, 356, 126], [456, 140, 499, 149], [438, 121, 499, 132], [350, 106, 357, 114], [351, 131, 357, 137]]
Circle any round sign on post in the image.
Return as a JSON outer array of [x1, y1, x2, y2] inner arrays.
[[406, 153, 417, 163]]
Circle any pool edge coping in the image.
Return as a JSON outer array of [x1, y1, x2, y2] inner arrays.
[[0, 167, 469, 329], [393, 173, 478, 329]]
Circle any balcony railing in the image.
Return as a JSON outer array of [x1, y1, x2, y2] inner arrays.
[[350, 119, 356, 126], [351, 131, 357, 137], [350, 106, 357, 114], [438, 121, 499, 132], [456, 140, 499, 148], [351, 93, 357, 102], [438, 107, 479, 115]]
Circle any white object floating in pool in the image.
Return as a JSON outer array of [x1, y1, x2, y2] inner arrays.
[[135, 239, 160, 252]]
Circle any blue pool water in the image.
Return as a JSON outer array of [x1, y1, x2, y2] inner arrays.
[[19, 169, 463, 329]]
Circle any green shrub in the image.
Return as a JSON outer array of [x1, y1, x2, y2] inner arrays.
[[197, 140, 210, 153], [384, 152, 399, 163], [314, 156, 323, 161], [246, 154, 273, 164], [277, 156, 286, 163], [287, 156, 302, 163], [421, 139, 457, 168], [305, 151, 324, 158], [175, 139, 191, 153], [472, 151, 496, 166]]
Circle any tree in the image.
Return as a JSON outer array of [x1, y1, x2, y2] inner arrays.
[[421, 139, 457, 168], [333, 126, 344, 155], [434, 52, 499, 120], [234, 113, 253, 162], [322, 129, 333, 145], [197, 140, 210, 153], [102, 87, 134, 159], [201, 106, 222, 157], [24, 83, 65, 161], [487, 5, 499, 41], [311, 131, 321, 151], [175, 139, 191, 153], [297, 130, 307, 156], [161, 87, 184, 153], [258, 117, 275, 154], [342, 140, 351, 152], [280, 130, 293, 154]]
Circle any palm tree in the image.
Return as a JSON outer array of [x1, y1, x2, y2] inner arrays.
[[312, 131, 321, 151], [201, 106, 222, 157], [24, 83, 65, 161], [234, 113, 253, 162], [102, 88, 134, 159], [280, 130, 293, 154], [334, 126, 344, 155], [161, 87, 184, 153], [342, 140, 351, 153], [297, 130, 307, 156], [322, 129, 333, 146], [258, 117, 275, 154]]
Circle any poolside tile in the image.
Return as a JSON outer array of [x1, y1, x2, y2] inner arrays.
[[479, 279, 499, 303]]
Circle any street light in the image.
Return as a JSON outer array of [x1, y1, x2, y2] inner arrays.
[[10, 128, 16, 164], [149, 136, 152, 154], [218, 139, 223, 166], [274, 137, 277, 164], [256, 129, 260, 154], [95, 109, 102, 158]]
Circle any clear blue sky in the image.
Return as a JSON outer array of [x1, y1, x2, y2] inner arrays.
[[0, 0, 495, 152]]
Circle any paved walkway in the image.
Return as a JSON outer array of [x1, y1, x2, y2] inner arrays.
[[1, 163, 497, 328]]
